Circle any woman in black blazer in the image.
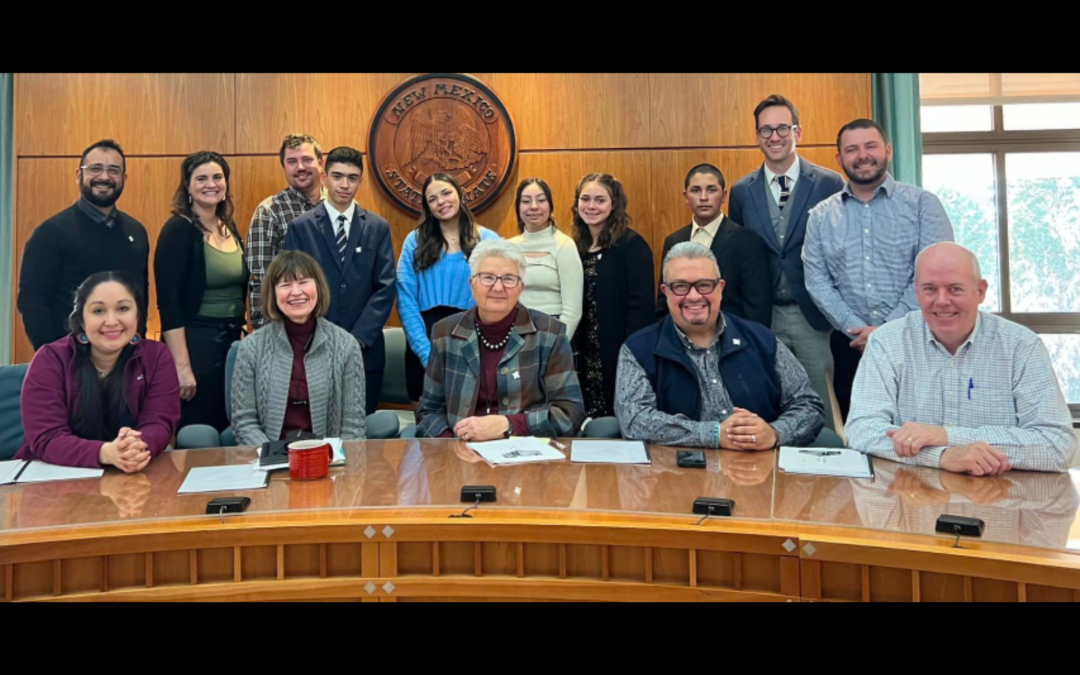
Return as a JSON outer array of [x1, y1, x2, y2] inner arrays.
[[154, 152, 248, 431], [571, 173, 655, 418]]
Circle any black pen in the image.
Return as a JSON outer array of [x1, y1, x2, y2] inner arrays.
[[799, 450, 841, 457]]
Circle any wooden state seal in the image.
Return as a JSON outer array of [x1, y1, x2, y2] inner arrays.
[[368, 73, 517, 216]]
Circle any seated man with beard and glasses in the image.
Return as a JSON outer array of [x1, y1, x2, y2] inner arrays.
[[616, 242, 827, 451]]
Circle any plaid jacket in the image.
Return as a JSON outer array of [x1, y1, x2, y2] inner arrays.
[[417, 305, 585, 438], [245, 186, 324, 328]]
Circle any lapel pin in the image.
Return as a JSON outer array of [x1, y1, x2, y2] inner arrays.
[[128, 235, 134, 243], [733, 339, 741, 346], [512, 371, 520, 380], [355, 246, 362, 253]]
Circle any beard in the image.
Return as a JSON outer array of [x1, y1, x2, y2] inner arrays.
[[843, 158, 888, 186], [679, 298, 713, 326], [80, 178, 124, 208]]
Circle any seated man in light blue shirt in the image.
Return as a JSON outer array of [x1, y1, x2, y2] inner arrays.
[[846, 242, 1077, 475]]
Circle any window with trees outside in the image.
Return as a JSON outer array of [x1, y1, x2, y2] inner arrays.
[[920, 73, 1080, 416]]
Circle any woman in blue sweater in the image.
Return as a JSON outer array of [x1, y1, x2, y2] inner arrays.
[[397, 172, 499, 402]]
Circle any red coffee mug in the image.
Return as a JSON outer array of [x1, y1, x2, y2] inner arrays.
[[288, 439, 331, 481]]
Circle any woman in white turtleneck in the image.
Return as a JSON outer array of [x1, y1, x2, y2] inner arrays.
[[508, 178, 584, 338]]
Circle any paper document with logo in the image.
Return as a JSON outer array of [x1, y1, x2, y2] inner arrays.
[[465, 437, 567, 466]]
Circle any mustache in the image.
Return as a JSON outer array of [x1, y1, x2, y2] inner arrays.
[[679, 298, 712, 309]]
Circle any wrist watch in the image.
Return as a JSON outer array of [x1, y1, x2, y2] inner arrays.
[[502, 420, 513, 439]]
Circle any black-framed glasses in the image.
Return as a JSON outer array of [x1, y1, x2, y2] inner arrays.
[[756, 125, 797, 139], [474, 273, 522, 289], [665, 279, 721, 296], [80, 164, 124, 178]]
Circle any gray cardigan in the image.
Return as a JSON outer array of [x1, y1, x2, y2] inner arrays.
[[232, 317, 367, 446]]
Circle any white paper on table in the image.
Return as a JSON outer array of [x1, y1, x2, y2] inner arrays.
[[0, 460, 28, 485], [255, 438, 345, 472], [778, 446, 873, 479], [179, 465, 270, 494], [570, 440, 651, 465], [466, 437, 567, 465], [15, 461, 104, 484]]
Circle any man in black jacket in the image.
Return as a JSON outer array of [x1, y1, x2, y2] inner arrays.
[[18, 139, 150, 350], [656, 163, 772, 327]]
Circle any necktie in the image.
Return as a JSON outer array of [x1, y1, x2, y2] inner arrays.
[[336, 215, 348, 264], [777, 175, 791, 210]]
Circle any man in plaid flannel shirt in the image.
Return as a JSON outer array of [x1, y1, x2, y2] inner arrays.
[[246, 134, 326, 329]]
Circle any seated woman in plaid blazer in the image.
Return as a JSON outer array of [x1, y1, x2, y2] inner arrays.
[[416, 239, 586, 440]]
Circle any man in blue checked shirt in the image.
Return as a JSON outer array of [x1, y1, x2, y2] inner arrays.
[[802, 118, 954, 423], [845, 243, 1077, 475]]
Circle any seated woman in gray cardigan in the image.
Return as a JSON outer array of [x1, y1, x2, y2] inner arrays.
[[231, 250, 367, 445]]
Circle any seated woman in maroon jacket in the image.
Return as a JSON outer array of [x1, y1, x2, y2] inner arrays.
[[17, 271, 181, 471]]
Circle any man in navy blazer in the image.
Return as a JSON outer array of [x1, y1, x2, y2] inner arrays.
[[729, 95, 845, 431], [284, 146, 396, 415]]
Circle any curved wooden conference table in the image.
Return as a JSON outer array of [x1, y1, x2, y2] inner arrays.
[[2, 440, 1079, 602]]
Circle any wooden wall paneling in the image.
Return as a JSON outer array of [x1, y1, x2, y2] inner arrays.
[[608, 546, 647, 583], [398, 542, 434, 576], [326, 543, 363, 577], [649, 73, 872, 149], [197, 548, 233, 584], [14, 561, 53, 600], [868, 566, 915, 602], [477, 73, 652, 151], [241, 546, 278, 581], [522, 543, 560, 577], [16, 73, 235, 156], [61, 556, 104, 596], [285, 544, 321, 579], [235, 73, 412, 155]]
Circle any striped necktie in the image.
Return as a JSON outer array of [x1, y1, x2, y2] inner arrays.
[[777, 175, 791, 210], [336, 215, 348, 263]]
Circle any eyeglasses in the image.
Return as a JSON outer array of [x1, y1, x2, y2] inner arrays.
[[665, 279, 721, 296], [474, 273, 522, 289], [81, 164, 124, 178], [756, 125, 797, 140]]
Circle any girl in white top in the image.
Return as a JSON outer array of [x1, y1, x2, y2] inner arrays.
[[508, 178, 584, 338]]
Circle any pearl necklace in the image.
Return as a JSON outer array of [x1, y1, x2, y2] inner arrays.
[[476, 321, 512, 350]]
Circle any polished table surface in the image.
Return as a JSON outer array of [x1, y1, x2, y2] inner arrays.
[[3, 440, 1078, 555]]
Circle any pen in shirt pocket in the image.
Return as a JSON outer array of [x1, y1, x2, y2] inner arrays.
[[967, 377, 974, 400]]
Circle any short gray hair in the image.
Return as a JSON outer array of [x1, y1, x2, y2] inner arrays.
[[915, 242, 982, 282], [662, 241, 722, 283], [469, 238, 527, 277]]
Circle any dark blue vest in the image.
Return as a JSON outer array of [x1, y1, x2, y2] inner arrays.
[[624, 312, 782, 422]]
